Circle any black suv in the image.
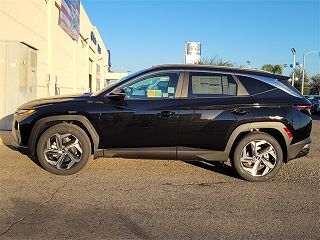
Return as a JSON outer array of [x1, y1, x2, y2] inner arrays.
[[12, 65, 312, 181]]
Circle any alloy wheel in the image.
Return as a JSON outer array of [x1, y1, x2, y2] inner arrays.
[[44, 133, 83, 170], [240, 140, 277, 177]]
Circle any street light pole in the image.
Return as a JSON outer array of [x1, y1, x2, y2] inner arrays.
[[291, 48, 296, 86], [302, 51, 319, 95]]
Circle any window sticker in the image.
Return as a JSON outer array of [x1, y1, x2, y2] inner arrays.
[[147, 90, 162, 97], [192, 76, 222, 94], [162, 92, 169, 98], [168, 87, 175, 94], [229, 83, 236, 95]]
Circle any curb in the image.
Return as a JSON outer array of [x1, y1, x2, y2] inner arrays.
[[0, 131, 13, 146]]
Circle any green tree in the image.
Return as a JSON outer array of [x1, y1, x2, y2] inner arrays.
[[291, 69, 309, 94], [196, 57, 243, 67], [261, 64, 283, 74], [309, 74, 320, 95], [261, 64, 273, 72]]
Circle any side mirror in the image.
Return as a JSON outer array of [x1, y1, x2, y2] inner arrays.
[[107, 88, 126, 100]]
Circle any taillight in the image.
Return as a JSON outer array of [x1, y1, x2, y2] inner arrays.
[[294, 104, 312, 115], [283, 128, 293, 139], [295, 104, 312, 110]]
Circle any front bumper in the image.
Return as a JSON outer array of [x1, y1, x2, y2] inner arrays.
[[11, 117, 30, 155], [287, 137, 311, 161], [12, 117, 21, 146], [12, 141, 30, 155]]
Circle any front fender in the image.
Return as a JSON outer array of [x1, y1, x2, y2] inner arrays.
[[28, 115, 101, 158]]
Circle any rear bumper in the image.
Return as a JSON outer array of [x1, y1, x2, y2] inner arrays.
[[287, 137, 311, 161]]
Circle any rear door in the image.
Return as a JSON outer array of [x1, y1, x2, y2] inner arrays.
[[177, 71, 255, 159]]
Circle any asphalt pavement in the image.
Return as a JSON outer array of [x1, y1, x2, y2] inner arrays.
[[0, 116, 319, 240]]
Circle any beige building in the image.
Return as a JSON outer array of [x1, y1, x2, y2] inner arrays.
[[0, 0, 110, 129], [105, 72, 129, 85]]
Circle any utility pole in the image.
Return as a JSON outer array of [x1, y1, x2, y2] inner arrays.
[[291, 48, 296, 86], [302, 51, 319, 95]]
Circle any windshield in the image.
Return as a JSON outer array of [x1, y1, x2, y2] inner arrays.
[[91, 70, 146, 97]]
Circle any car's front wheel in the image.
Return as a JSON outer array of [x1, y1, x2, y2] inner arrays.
[[231, 132, 283, 182], [36, 123, 91, 175]]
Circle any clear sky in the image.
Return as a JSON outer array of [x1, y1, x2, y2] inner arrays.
[[82, 0, 320, 76]]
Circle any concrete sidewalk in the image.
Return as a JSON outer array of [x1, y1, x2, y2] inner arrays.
[[0, 131, 13, 145]]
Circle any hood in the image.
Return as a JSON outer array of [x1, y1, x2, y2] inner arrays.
[[18, 93, 92, 109]]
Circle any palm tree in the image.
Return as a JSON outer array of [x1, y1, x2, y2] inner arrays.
[[196, 57, 243, 67], [261, 64, 283, 75], [309, 74, 320, 95]]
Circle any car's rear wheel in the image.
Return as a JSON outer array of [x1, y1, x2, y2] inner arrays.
[[36, 123, 91, 175], [231, 132, 283, 182]]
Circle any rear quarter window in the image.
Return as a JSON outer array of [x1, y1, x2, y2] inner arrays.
[[237, 75, 303, 98], [237, 75, 274, 95]]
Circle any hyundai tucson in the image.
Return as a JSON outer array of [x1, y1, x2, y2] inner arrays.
[[12, 65, 312, 181]]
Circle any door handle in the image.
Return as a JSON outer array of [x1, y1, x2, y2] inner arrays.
[[157, 111, 176, 118], [232, 109, 248, 115]]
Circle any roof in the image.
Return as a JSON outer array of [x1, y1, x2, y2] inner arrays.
[[149, 64, 290, 81]]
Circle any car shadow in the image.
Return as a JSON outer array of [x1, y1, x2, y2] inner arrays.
[[183, 161, 242, 180], [4, 142, 242, 180]]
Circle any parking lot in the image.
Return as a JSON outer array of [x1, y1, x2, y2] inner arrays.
[[0, 116, 319, 240]]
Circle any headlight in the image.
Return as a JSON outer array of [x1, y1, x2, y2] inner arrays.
[[15, 109, 36, 116]]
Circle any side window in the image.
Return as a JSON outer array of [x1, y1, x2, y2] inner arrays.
[[123, 72, 179, 99], [188, 73, 237, 97]]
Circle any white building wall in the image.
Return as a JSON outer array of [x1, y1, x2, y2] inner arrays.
[[105, 72, 129, 86], [0, 0, 110, 129], [0, 0, 109, 98]]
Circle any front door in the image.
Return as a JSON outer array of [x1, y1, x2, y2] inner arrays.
[[100, 71, 183, 158]]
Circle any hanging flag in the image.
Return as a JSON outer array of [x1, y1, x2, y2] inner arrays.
[[107, 50, 111, 68], [59, 0, 80, 41]]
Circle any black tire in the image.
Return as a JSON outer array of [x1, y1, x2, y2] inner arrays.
[[231, 132, 283, 182], [36, 123, 91, 175]]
